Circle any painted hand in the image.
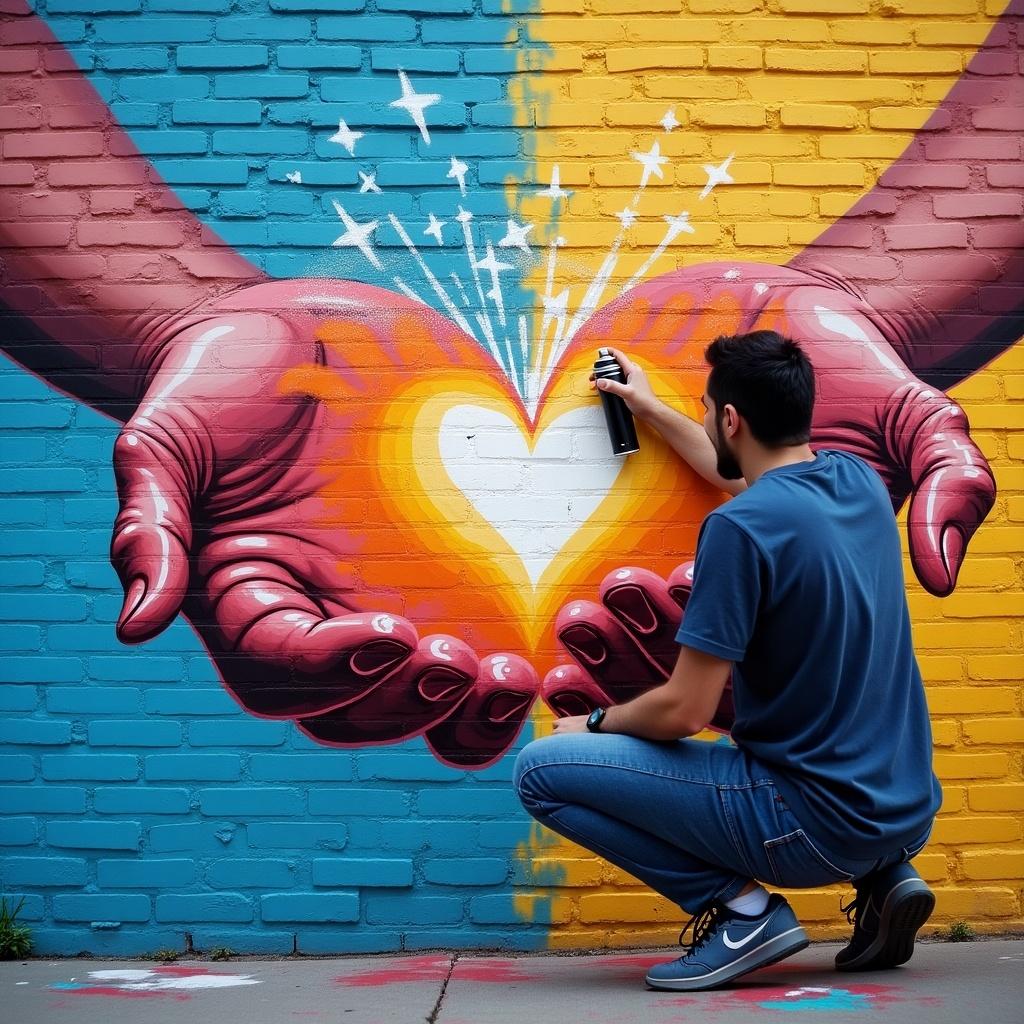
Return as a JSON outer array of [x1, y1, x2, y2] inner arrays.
[[110, 277, 538, 768]]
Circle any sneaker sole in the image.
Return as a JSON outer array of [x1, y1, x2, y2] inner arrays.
[[645, 927, 810, 992], [836, 878, 935, 972]]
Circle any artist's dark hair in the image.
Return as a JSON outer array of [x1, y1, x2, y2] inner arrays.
[[704, 331, 815, 446]]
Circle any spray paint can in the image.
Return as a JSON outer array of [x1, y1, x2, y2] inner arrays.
[[594, 348, 640, 457]]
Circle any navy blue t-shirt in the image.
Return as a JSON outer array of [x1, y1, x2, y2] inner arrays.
[[676, 450, 942, 858]]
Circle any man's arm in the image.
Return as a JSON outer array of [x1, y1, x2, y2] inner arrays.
[[591, 645, 732, 741], [592, 347, 746, 497]]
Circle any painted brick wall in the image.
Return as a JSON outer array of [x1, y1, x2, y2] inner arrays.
[[1, 0, 1022, 957]]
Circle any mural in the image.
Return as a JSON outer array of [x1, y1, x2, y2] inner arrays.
[[0, 0, 1021, 953]]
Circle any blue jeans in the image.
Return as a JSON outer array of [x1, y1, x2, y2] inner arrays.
[[514, 733, 930, 915]]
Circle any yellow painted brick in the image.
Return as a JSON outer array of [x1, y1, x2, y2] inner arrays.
[[914, 621, 1013, 649], [785, 890, 849, 921], [602, 102, 689, 127], [511, 893, 574, 924], [714, 192, 768, 216], [1008, 436, 1024, 460], [930, 816, 1021, 845], [965, 526, 1024, 556], [818, 192, 867, 218], [780, 0, 869, 10], [963, 718, 1024, 745], [997, 464, 1024, 490], [780, 103, 859, 129], [829, 20, 914, 45], [768, 192, 814, 217], [735, 223, 789, 247], [774, 162, 865, 186], [624, 19, 722, 42], [520, 48, 585, 72], [590, 0, 678, 10], [707, 46, 762, 69], [1007, 496, 1024, 522], [528, 161, 590, 187], [676, 161, 771, 186], [526, 19, 625, 42], [533, 102, 606, 127], [951, 559, 1020, 593], [931, 720, 960, 747], [688, 0, 761, 11], [943, 594, 1024, 618], [750, 77, 914, 104], [732, 18, 829, 42], [931, 886, 1019, 919], [788, 223, 833, 246], [1005, 376, 1024, 399], [928, 687, 1017, 715], [691, 103, 766, 127], [939, 784, 966, 813], [578, 893, 683, 923], [535, 131, 638, 158], [819, 136, 909, 158], [711, 134, 813, 157], [766, 48, 867, 73], [632, 222, 722, 246], [914, 21, 997, 45], [933, 752, 1012, 780], [889, 0, 979, 13], [869, 51, 964, 75], [967, 654, 1024, 681], [961, 850, 1024, 881], [868, 106, 943, 131], [948, 374, 1002, 401], [968, 784, 1024, 813], [984, 0, 1006, 12], [911, 852, 951, 883], [605, 47, 703, 73], [917, 655, 965, 681], [567, 78, 634, 101], [644, 77, 740, 99]]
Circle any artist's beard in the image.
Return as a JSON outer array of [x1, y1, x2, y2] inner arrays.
[[711, 418, 744, 481]]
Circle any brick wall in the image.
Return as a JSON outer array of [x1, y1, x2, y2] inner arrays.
[[1, 0, 1022, 956]]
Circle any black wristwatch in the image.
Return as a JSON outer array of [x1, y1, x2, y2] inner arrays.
[[586, 707, 607, 733]]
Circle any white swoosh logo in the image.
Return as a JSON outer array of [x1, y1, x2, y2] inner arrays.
[[722, 920, 770, 950]]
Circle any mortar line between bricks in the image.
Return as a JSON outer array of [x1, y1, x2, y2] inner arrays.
[[425, 954, 458, 1024]]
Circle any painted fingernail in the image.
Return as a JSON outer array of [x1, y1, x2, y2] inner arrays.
[[117, 577, 147, 632], [417, 667, 471, 702], [605, 585, 658, 634], [560, 625, 607, 665], [350, 640, 409, 676], [549, 693, 592, 717], [484, 691, 534, 723]]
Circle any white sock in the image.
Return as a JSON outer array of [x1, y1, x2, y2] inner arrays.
[[725, 884, 770, 917]]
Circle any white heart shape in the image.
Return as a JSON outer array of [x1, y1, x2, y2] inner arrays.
[[439, 404, 625, 588]]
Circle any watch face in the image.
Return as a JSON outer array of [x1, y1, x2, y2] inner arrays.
[[587, 708, 605, 732]]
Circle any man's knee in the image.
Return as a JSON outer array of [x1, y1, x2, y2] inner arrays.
[[513, 738, 545, 806]]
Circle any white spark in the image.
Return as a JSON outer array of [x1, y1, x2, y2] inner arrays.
[[632, 140, 669, 188], [475, 241, 514, 328], [450, 272, 470, 306], [660, 108, 680, 133], [285, 171, 302, 184], [498, 218, 534, 254], [358, 171, 381, 194], [619, 211, 694, 294], [424, 212, 446, 245], [447, 155, 469, 196], [724, 268, 741, 280], [455, 206, 495, 351], [700, 153, 734, 200], [393, 276, 428, 307], [330, 201, 382, 270], [389, 69, 440, 145], [328, 118, 363, 156], [539, 165, 570, 202], [615, 207, 637, 228]]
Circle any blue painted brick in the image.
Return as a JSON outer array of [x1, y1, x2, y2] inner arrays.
[[58, 435, 111, 462], [0, 437, 47, 461], [482, 0, 534, 11], [0, 468, 84, 491], [318, 191, 415, 219], [42, 755, 139, 781], [46, 0, 141, 10], [312, 858, 413, 887], [0, 533, 85, 556], [0, 561, 45, 586], [379, 820, 478, 853], [249, 755, 354, 782], [0, 500, 45, 526], [88, 657, 186, 682], [62, 499, 117, 527], [417, 788, 522, 817], [0, 894, 44, 920], [88, 721, 182, 747], [156, 894, 253, 923], [470, 894, 559, 925], [148, 822, 242, 853], [212, 130, 307, 155], [97, 48, 169, 71], [308, 788, 408, 816], [431, 130, 520, 157], [155, 187, 211, 210], [47, 687, 141, 714], [53, 894, 151, 922], [0, 817, 37, 846], [159, 160, 249, 184], [314, 93, 466, 127], [214, 73, 308, 99], [472, 103, 525, 126], [110, 103, 160, 126], [0, 624, 42, 650], [188, 721, 289, 746], [97, 858, 196, 888], [150, 0, 230, 10], [201, 219, 268, 245], [0, 684, 37, 712], [370, 49, 461, 74], [247, 822, 347, 850], [422, 20, 518, 44], [191, 928, 294, 954], [313, 133, 411, 159], [270, 0, 365, 9], [0, 786, 86, 813], [0, 754, 35, 780], [365, 895, 463, 925], [2, 857, 88, 887], [29, 926, 184, 957], [316, 15, 415, 41], [216, 17, 310, 41], [172, 100, 262, 124], [48, 821, 141, 851], [144, 689, 240, 716], [94, 788, 190, 815], [2, 657, 83, 683], [423, 858, 509, 886], [199, 788, 303, 817], [374, 162, 456, 188], [377, 0, 472, 11], [405, 928, 539, 952], [296, 930, 402, 954], [277, 45, 361, 69], [0, 593, 87, 621], [176, 44, 269, 68], [356, 753, 464, 782], [267, 192, 316, 215], [0, 720, 72, 746], [119, 75, 209, 101], [478, 821, 531, 848], [145, 754, 242, 781], [261, 893, 358, 922], [267, 221, 337, 248], [207, 859, 296, 888], [217, 191, 264, 216], [95, 19, 214, 44]]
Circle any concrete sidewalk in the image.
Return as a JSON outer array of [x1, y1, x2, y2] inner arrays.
[[3, 938, 1021, 1024]]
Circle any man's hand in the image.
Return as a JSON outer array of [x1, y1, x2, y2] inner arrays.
[[590, 348, 664, 421], [552, 715, 589, 735]]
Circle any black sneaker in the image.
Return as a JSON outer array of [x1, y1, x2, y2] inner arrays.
[[835, 863, 935, 971]]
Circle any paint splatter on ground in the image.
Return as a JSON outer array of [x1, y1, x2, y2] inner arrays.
[[335, 955, 540, 987], [48, 966, 261, 1000], [659, 981, 944, 1013]]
